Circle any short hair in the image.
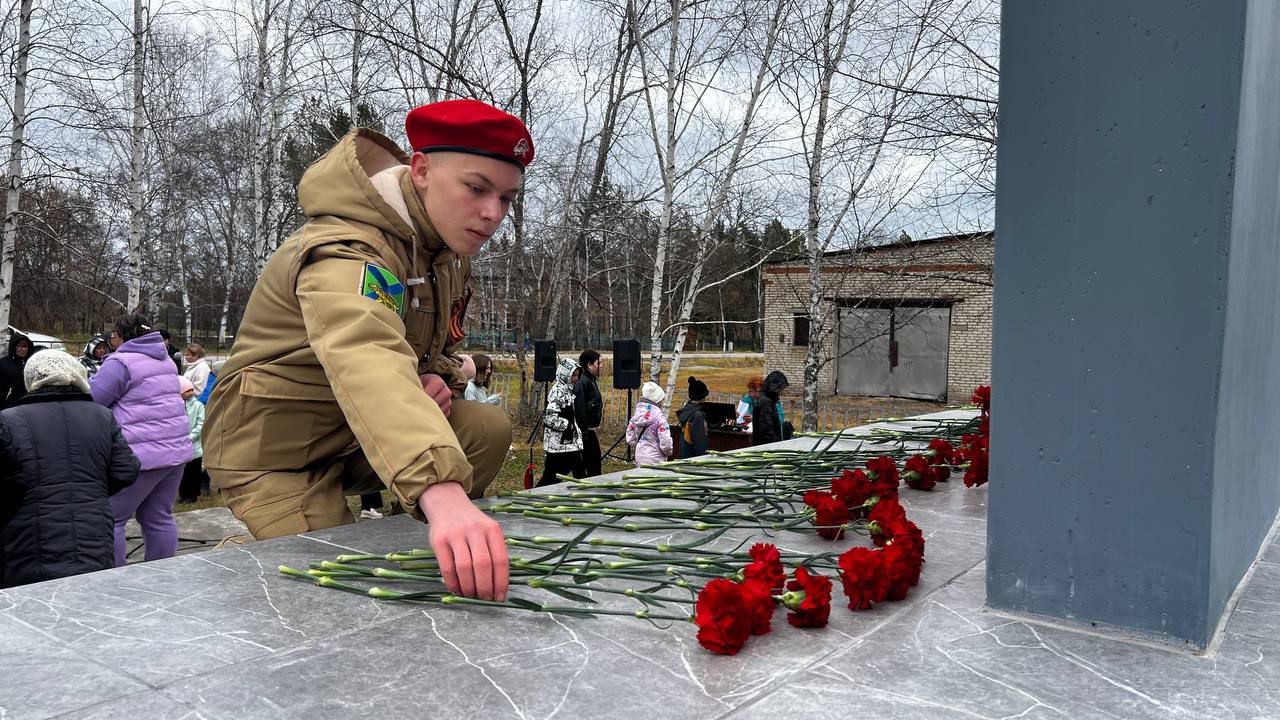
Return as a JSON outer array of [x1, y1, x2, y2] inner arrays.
[[579, 349, 600, 367], [115, 313, 153, 341], [158, 329, 171, 341], [185, 343, 206, 358], [747, 376, 763, 391]]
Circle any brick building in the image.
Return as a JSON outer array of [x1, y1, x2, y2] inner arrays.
[[763, 232, 993, 402]]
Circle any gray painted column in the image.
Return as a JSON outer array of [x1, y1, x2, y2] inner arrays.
[[988, 0, 1280, 649]]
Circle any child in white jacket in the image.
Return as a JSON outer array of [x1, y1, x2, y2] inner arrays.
[[626, 381, 673, 467]]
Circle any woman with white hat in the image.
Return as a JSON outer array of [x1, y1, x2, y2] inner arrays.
[[625, 381, 673, 467]]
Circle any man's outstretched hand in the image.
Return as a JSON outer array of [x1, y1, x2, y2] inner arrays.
[[419, 481, 509, 601], [420, 373, 454, 417]]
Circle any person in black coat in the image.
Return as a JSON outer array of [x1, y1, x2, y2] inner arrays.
[[0, 350, 140, 588], [751, 370, 790, 446], [676, 376, 711, 459], [0, 332, 32, 408], [572, 349, 604, 477]]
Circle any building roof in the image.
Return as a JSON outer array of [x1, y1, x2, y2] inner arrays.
[[766, 230, 993, 265]]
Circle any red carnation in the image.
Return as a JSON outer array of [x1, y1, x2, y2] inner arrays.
[[831, 469, 874, 510], [740, 579, 776, 636], [837, 547, 888, 610], [903, 455, 937, 491], [964, 450, 989, 487], [743, 543, 786, 592], [782, 566, 833, 628], [880, 542, 918, 601], [804, 489, 849, 540], [695, 579, 753, 655], [971, 385, 991, 413], [889, 521, 925, 584], [869, 496, 907, 526], [926, 439, 953, 481], [927, 438, 953, 464], [865, 456, 900, 487]]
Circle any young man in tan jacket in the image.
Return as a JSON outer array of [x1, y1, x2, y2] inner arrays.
[[205, 100, 530, 601]]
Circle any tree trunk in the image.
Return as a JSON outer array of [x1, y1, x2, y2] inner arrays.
[[217, 285, 232, 349], [0, 0, 31, 347], [127, 0, 148, 311], [660, 0, 785, 403]]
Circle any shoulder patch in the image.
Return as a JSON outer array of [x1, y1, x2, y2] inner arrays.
[[360, 263, 406, 316]]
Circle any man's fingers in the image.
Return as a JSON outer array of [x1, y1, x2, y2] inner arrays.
[[469, 537, 494, 600], [487, 526, 510, 601], [433, 539, 460, 595], [452, 541, 476, 598]]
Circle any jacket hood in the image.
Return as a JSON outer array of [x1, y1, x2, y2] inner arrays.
[[297, 129, 421, 244], [763, 370, 789, 399], [116, 332, 168, 361], [7, 331, 29, 359], [633, 399, 663, 424], [677, 400, 704, 424], [83, 335, 108, 361], [555, 357, 579, 386]]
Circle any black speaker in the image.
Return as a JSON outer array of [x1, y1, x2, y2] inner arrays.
[[534, 340, 557, 382], [613, 339, 642, 390]]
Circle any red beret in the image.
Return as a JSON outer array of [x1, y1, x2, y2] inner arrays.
[[406, 99, 534, 169]]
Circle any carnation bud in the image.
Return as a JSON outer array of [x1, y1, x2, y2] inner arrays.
[[780, 590, 807, 610]]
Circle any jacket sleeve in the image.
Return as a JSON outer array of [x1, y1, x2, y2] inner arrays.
[[297, 250, 474, 519], [659, 417, 674, 456], [188, 402, 204, 444], [106, 419, 140, 495], [90, 357, 130, 408], [543, 389, 570, 432], [423, 353, 468, 395], [0, 416, 17, 485], [572, 379, 589, 429]]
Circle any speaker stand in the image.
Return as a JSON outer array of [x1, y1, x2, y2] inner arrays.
[[526, 381, 551, 465], [602, 388, 634, 464]]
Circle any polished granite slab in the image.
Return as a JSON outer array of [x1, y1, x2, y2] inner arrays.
[[3, 411, 1278, 720]]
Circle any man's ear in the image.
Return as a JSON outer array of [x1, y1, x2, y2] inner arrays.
[[409, 152, 431, 191]]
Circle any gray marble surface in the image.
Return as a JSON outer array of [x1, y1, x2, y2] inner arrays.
[[3, 411, 1279, 720]]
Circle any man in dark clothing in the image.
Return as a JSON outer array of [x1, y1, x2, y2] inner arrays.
[[0, 333, 32, 409], [0, 350, 139, 588], [158, 330, 184, 373], [677, 376, 710, 459], [573, 349, 604, 477], [751, 370, 790, 446]]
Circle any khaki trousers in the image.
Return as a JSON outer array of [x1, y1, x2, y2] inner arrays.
[[211, 399, 511, 539]]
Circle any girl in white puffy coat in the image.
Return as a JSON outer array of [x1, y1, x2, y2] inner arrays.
[[540, 358, 582, 486], [626, 381, 673, 467]]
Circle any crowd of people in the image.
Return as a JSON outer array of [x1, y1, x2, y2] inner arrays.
[[0, 314, 218, 588], [528, 347, 793, 487]]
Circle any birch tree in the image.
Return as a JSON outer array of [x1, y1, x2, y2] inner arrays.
[[125, 0, 149, 311], [0, 0, 32, 344], [631, 0, 788, 402]]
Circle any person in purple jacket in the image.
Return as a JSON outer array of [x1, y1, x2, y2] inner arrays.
[[91, 313, 194, 565]]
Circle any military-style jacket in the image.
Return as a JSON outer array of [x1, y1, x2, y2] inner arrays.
[[204, 129, 476, 518]]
